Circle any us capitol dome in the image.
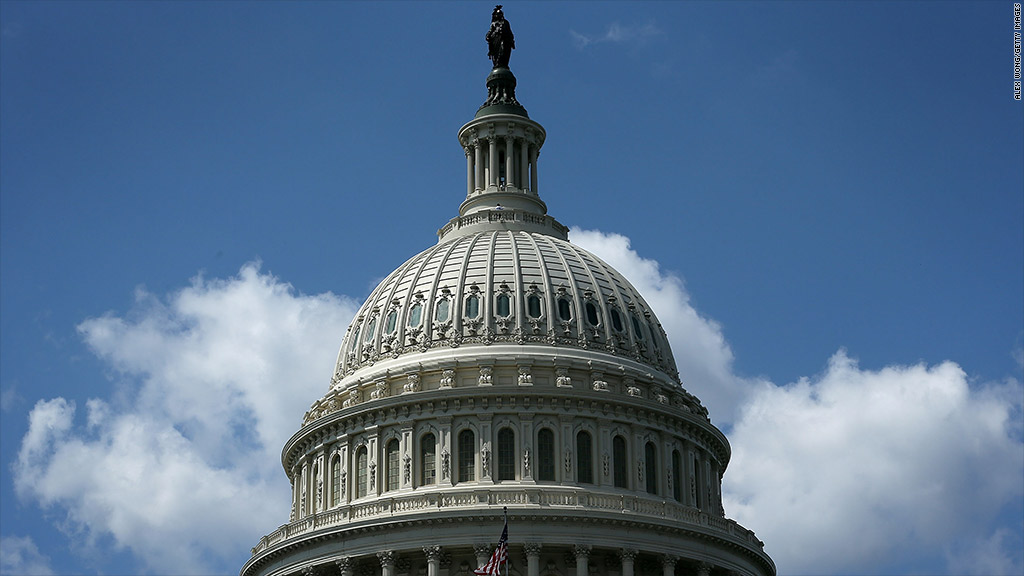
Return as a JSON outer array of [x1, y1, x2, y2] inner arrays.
[[242, 7, 774, 576]]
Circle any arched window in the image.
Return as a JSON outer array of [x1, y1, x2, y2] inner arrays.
[[466, 295, 480, 319], [408, 303, 423, 327], [435, 299, 450, 322], [576, 431, 593, 484], [458, 429, 475, 483], [610, 308, 624, 332], [311, 461, 320, 512], [537, 428, 555, 481], [386, 439, 400, 492], [693, 457, 702, 509], [421, 433, 436, 486], [645, 442, 658, 494], [356, 446, 368, 498], [672, 450, 682, 502], [496, 293, 511, 317], [613, 435, 628, 488], [557, 298, 572, 321], [364, 316, 377, 342], [585, 301, 600, 326], [497, 427, 515, 481], [331, 454, 342, 506], [527, 294, 542, 318]]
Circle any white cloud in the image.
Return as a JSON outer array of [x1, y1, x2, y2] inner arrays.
[[0, 535, 54, 576], [571, 228, 762, 422], [570, 21, 661, 50], [724, 350, 1024, 575], [14, 263, 358, 574]]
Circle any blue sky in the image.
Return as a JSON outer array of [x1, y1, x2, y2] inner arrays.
[[1, 2, 1021, 575]]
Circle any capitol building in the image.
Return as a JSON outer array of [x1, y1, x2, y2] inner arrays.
[[241, 8, 774, 576]]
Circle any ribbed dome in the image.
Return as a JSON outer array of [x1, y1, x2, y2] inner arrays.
[[332, 229, 679, 387]]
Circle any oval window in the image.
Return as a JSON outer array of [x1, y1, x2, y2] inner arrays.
[[385, 310, 398, 334], [496, 293, 511, 317], [631, 315, 645, 339], [466, 295, 480, 319], [558, 298, 572, 321], [364, 317, 376, 342], [610, 308, 624, 332], [527, 295, 542, 319], [585, 301, 600, 326], [435, 299, 450, 322], [408, 303, 423, 327]]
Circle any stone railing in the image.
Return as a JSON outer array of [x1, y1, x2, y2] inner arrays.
[[250, 486, 763, 557]]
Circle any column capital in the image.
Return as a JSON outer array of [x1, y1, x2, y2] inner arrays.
[[661, 555, 678, 569], [335, 556, 354, 575], [474, 544, 493, 557], [573, 544, 592, 558], [619, 548, 638, 561], [423, 546, 443, 561], [696, 562, 712, 576], [377, 551, 397, 567], [523, 542, 543, 557]]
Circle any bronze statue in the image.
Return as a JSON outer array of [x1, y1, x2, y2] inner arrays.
[[486, 5, 515, 69]]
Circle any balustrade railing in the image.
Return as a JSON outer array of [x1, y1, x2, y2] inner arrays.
[[249, 486, 761, 557]]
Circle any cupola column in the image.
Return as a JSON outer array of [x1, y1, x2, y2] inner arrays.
[[505, 134, 515, 189], [378, 551, 396, 576], [466, 147, 475, 197], [529, 147, 538, 195], [520, 139, 529, 193], [474, 140, 484, 192], [488, 137, 498, 188]]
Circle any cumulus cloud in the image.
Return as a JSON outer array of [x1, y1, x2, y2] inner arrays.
[[14, 263, 358, 574], [571, 228, 762, 422], [570, 21, 661, 50], [724, 350, 1024, 575], [0, 535, 54, 576]]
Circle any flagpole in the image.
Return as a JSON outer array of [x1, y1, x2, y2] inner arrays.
[[503, 506, 508, 576]]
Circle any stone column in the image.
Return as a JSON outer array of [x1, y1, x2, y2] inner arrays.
[[336, 557, 354, 576], [696, 562, 711, 576], [489, 137, 498, 188], [474, 544, 492, 571], [474, 140, 484, 192], [378, 551, 396, 576], [466, 146, 475, 197], [529, 147, 538, 195], [523, 543, 542, 576], [660, 555, 677, 576], [620, 548, 638, 576], [505, 135, 515, 188], [573, 545, 591, 576], [424, 546, 443, 576], [519, 139, 529, 192]]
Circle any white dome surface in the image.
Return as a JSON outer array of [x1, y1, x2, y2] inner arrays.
[[334, 228, 679, 386]]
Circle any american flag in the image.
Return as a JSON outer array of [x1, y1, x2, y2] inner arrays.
[[473, 521, 508, 576]]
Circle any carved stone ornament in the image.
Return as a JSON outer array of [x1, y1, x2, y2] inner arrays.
[[573, 544, 592, 559], [423, 546, 443, 561], [404, 373, 421, 394], [523, 447, 531, 475], [371, 380, 390, 400], [564, 450, 572, 474], [404, 454, 412, 484], [440, 369, 456, 388], [517, 366, 532, 385], [441, 448, 451, 479], [602, 451, 610, 477], [556, 367, 572, 388], [523, 543, 542, 557], [369, 462, 377, 490], [479, 366, 493, 386], [336, 557, 354, 576], [592, 372, 608, 392], [619, 549, 638, 562], [481, 445, 491, 477]]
